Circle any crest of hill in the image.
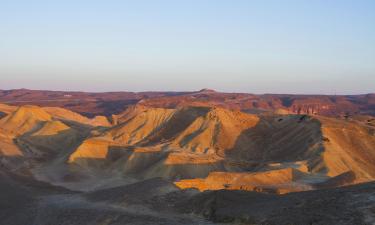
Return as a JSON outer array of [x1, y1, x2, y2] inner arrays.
[[106, 105, 260, 152], [43, 107, 111, 127], [105, 107, 175, 145], [0, 105, 52, 135], [197, 88, 217, 93], [171, 107, 259, 154], [112, 104, 149, 125], [68, 106, 260, 172], [144, 106, 212, 144], [68, 106, 257, 155]]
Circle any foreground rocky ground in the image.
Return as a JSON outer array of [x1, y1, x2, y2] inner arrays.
[[1, 169, 375, 225]]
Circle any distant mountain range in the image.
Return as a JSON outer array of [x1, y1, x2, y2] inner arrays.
[[1, 89, 374, 117]]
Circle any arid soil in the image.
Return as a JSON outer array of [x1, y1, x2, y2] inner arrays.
[[0, 91, 375, 225]]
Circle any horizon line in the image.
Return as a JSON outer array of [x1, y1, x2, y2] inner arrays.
[[0, 87, 374, 96]]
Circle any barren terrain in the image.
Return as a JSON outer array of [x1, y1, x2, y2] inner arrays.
[[0, 89, 375, 225]]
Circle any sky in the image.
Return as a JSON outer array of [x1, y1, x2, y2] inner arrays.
[[0, 0, 374, 94]]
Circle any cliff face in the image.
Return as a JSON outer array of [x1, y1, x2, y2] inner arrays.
[[289, 103, 332, 115], [282, 96, 362, 116]]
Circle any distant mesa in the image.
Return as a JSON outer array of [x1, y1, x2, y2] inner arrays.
[[197, 88, 217, 93]]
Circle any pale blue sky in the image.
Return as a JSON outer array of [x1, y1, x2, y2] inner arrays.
[[0, 0, 374, 94]]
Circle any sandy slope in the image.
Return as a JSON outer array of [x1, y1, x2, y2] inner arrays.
[[318, 116, 375, 182], [106, 108, 175, 145], [0, 105, 52, 135]]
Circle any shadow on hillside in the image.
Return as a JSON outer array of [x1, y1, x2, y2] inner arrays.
[[70, 154, 225, 180], [69, 143, 226, 180], [226, 114, 324, 166], [14, 125, 88, 161], [145, 106, 211, 144], [0, 111, 6, 119]]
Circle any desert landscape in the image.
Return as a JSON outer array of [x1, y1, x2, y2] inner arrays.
[[1, 1, 374, 224], [0, 88, 374, 225]]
